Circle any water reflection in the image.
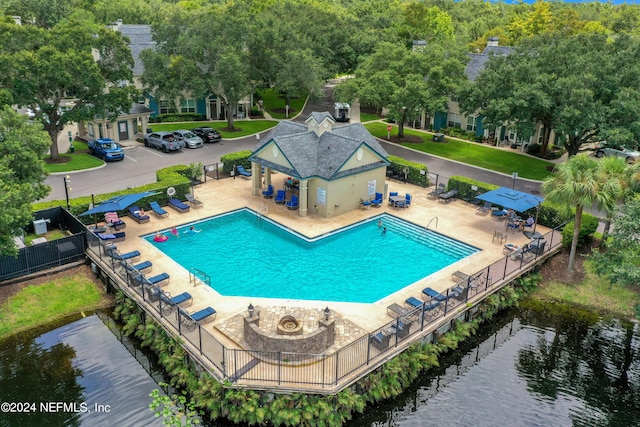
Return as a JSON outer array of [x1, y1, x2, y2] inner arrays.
[[349, 308, 640, 427], [0, 312, 164, 427]]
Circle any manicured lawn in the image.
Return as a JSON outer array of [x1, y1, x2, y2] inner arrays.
[[44, 141, 104, 173], [0, 273, 108, 339], [528, 262, 638, 319], [149, 120, 278, 138], [258, 88, 307, 119], [359, 112, 379, 122], [365, 122, 554, 181]]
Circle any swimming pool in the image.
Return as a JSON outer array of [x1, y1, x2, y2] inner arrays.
[[144, 210, 479, 303]]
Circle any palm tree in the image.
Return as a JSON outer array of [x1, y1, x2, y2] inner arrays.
[[542, 155, 622, 275], [596, 157, 630, 246]]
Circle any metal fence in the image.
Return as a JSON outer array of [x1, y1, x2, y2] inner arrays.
[[89, 226, 562, 391], [0, 208, 87, 283]]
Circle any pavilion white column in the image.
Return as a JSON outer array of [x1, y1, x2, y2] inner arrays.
[[251, 162, 261, 196], [299, 179, 308, 217], [264, 168, 271, 187]]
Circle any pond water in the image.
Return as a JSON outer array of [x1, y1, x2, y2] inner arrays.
[[1, 305, 638, 426], [0, 311, 166, 427]]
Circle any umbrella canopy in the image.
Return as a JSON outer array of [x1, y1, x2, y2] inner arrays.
[[79, 191, 158, 216], [476, 187, 543, 213]]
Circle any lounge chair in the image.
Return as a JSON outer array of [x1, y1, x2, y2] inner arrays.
[[274, 190, 286, 204], [134, 272, 170, 287], [286, 194, 299, 210], [452, 271, 469, 283], [179, 306, 217, 331], [387, 303, 409, 318], [128, 205, 151, 224], [149, 201, 169, 218], [185, 194, 203, 208], [236, 165, 252, 178], [422, 287, 448, 303], [105, 212, 126, 230], [262, 184, 274, 198], [405, 296, 423, 309], [120, 260, 152, 273], [370, 192, 383, 208], [96, 231, 126, 242], [106, 246, 140, 261], [476, 201, 492, 215], [159, 291, 193, 314], [427, 183, 446, 200], [168, 198, 190, 213], [438, 189, 458, 203]]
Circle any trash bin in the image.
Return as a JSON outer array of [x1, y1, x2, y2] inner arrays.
[[433, 133, 444, 142], [33, 219, 48, 235]]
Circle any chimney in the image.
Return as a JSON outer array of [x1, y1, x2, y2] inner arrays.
[[487, 36, 499, 47]]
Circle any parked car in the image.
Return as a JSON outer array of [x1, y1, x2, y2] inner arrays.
[[87, 138, 125, 161], [594, 143, 640, 164], [192, 127, 222, 143], [172, 130, 203, 149], [143, 131, 185, 152]]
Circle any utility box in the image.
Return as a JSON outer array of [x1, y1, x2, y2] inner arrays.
[[433, 133, 445, 142], [33, 219, 48, 235]]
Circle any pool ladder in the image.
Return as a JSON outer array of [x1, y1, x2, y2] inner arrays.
[[426, 216, 438, 229], [189, 268, 211, 287], [256, 203, 270, 219]]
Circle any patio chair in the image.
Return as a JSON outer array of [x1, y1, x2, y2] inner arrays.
[[149, 201, 169, 218], [286, 194, 299, 210], [168, 198, 190, 213], [388, 192, 398, 205], [438, 189, 458, 204], [360, 198, 372, 210], [427, 183, 446, 200], [274, 190, 286, 204], [493, 230, 507, 244], [128, 205, 150, 224], [236, 165, 252, 178], [370, 192, 383, 207], [405, 296, 423, 309], [371, 330, 393, 350], [185, 194, 203, 208], [105, 212, 126, 230], [262, 184, 274, 198], [405, 193, 412, 207], [476, 201, 492, 216]]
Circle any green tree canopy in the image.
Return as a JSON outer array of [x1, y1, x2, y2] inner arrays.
[[460, 32, 640, 156], [0, 13, 136, 160], [0, 107, 50, 256]]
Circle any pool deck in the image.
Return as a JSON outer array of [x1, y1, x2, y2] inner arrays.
[[105, 176, 547, 347]]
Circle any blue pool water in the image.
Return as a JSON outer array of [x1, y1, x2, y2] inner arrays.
[[145, 210, 478, 303]]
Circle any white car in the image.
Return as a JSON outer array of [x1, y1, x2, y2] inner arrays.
[[172, 130, 204, 149], [595, 144, 640, 164]]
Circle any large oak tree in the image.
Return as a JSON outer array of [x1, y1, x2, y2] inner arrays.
[[0, 13, 136, 160]]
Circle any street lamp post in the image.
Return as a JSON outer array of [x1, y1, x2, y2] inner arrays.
[[63, 175, 71, 209]]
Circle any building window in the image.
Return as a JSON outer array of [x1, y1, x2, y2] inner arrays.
[[159, 100, 175, 115], [180, 99, 196, 113], [466, 115, 477, 132], [88, 123, 94, 138], [448, 113, 462, 129]]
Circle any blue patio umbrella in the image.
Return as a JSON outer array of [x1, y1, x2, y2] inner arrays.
[[476, 187, 544, 232], [79, 191, 159, 216]]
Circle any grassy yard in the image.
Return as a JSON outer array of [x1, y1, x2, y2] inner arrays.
[[529, 262, 638, 320], [44, 141, 104, 174], [365, 122, 555, 181], [258, 88, 307, 119], [0, 272, 110, 340], [359, 112, 379, 122], [149, 120, 278, 138]]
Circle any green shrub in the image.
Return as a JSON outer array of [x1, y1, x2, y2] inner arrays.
[[150, 113, 206, 123], [387, 155, 429, 187], [220, 151, 252, 175], [526, 143, 542, 156], [561, 213, 599, 247], [447, 176, 498, 203]]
